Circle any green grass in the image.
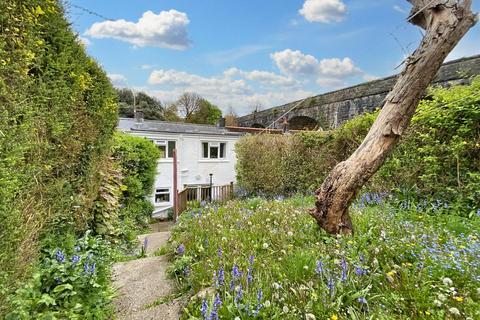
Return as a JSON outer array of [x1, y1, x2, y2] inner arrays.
[[167, 196, 480, 319]]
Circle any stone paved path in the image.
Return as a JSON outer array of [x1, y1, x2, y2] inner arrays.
[[113, 225, 181, 320]]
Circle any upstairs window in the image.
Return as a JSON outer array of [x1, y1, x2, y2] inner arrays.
[[202, 142, 226, 159], [155, 188, 170, 203], [154, 140, 176, 158]]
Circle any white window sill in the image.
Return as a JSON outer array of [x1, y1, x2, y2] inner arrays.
[[158, 159, 174, 163], [198, 159, 230, 163]]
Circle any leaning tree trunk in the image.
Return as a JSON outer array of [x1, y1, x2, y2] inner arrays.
[[310, 0, 476, 235]]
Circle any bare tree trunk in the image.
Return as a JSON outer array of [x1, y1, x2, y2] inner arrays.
[[310, 0, 476, 235]]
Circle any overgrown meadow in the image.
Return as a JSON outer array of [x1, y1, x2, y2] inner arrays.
[[167, 196, 480, 319]]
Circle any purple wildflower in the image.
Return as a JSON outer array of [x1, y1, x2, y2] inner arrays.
[[358, 297, 367, 304], [90, 262, 96, 274], [83, 262, 89, 273], [55, 250, 65, 263], [74, 246, 81, 252], [315, 260, 324, 275], [341, 258, 347, 281], [200, 299, 208, 319], [177, 244, 185, 255], [71, 255, 80, 264], [235, 284, 243, 304], [184, 267, 190, 277], [232, 264, 241, 278], [327, 277, 335, 296], [355, 266, 365, 276], [247, 266, 253, 285], [249, 255, 254, 265], [477, 209, 480, 217], [217, 247, 223, 259], [254, 289, 263, 315], [217, 268, 224, 286], [229, 280, 234, 292]]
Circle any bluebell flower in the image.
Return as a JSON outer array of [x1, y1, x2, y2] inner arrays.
[[74, 246, 81, 252], [247, 266, 253, 285], [249, 255, 254, 265], [358, 297, 367, 304], [254, 288, 263, 315], [341, 258, 347, 281], [232, 264, 241, 278], [90, 262, 96, 274], [327, 278, 335, 296], [55, 250, 65, 263], [217, 268, 224, 286], [229, 280, 234, 292], [217, 247, 222, 259], [71, 255, 80, 264], [177, 244, 185, 255], [200, 299, 208, 319], [477, 209, 480, 217], [84, 262, 89, 273], [213, 294, 222, 308], [184, 267, 190, 277], [355, 266, 365, 276], [315, 260, 324, 275], [235, 284, 243, 304]]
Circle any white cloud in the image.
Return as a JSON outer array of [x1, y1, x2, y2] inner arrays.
[[223, 68, 299, 87], [146, 67, 314, 115], [271, 49, 362, 87], [85, 10, 190, 50], [299, 0, 347, 24], [108, 73, 127, 86], [271, 49, 319, 75]]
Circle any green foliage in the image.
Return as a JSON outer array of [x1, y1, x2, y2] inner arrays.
[[236, 78, 480, 214], [116, 88, 164, 120], [112, 132, 160, 239], [187, 99, 223, 125], [168, 198, 480, 319], [377, 78, 480, 213], [236, 111, 376, 195], [6, 231, 117, 319], [0, 0, 118, 311]]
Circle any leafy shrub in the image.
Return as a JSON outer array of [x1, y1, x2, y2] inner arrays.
[[0, 0, 118, 310], [6, 231, 117, 319], [111, 132, 160, 241], [236, 78, 480, 214]]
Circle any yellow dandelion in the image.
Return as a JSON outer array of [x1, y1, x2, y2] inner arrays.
[[331, 315, 338, 320], [425, 311, 431, 315], [453, 296, 463, 302]]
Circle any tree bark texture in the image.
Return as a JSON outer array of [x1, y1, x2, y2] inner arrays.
[[310, 0, 476, 235]]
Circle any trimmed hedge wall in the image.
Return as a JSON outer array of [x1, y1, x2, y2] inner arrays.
[[0, 0, 118, 311], [236, 78, 480, 215]]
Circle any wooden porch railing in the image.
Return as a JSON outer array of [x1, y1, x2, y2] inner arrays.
[[176, 183, 234, 216]]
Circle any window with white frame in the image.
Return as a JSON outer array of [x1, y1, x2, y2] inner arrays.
[[154, 140, 176, 158], [202, 142, 226, 159], [155, 188, 170, 203]]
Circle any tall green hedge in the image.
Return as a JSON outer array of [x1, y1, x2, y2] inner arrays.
[[0, 0, 118, 310], [236, 78, 480, 214]]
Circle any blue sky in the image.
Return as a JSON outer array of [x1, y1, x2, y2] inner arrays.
[[69, 0, 480, 115]]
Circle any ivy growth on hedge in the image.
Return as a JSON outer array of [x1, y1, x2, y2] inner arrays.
[[0, 0, 117, 314]]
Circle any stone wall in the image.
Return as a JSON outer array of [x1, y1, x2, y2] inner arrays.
[[237, 55, 480, 129]]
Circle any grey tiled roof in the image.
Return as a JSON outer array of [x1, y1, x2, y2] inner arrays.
[[118, 118, 244, 136]]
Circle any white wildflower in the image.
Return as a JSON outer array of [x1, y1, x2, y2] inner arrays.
[[287, 231, 293, 236], [442, 277, 453, 286], [247, 221, 252, 226], [433, 299, 442, 307], [303, 265, 309, 270], [221, 237, 227, 242], [305, 313, 316, 320], [273, 282, 281, 290], [262, 243, 269, 249], [438, 293, 447, 301], [234, 318, 240, 320], [283, 306, 289, 313], [264, 300, 271, 308], [448, 307, 460, 316]]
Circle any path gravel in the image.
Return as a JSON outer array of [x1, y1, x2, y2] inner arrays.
[[113, 229, 181, 320]]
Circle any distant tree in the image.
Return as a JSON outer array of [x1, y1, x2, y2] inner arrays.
[[116, 88, 164, 120], [188, 99, 222, 125], [175, 92, 203, 119], [162, 103, 182, 122], [224, 106, 238, 126]]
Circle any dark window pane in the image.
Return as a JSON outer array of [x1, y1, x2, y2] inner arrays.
[[220, 143, 226, 158], [203, 142, 209, 158], [155, 189, 170, 203], [157, 145, 166, 158], [167, 141, 176, 158], [210, 146, 218, 158]]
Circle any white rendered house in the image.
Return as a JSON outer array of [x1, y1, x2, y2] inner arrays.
[[118, 118, 244, 218]]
